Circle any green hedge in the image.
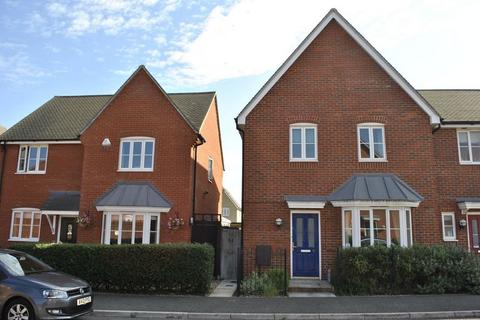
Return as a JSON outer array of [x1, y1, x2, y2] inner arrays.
[[333, 245, 480, 295], [11, 243, 214, 295]]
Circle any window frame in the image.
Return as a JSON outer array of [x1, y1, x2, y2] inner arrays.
[[16, 145, 48, 174], [457, 130, 480, 165], [342, 207, 412, 248], [118, 137, 155, 172], [102, 212, 160, 245], [357, 123, 386, 162], [9, 209, 42, 242], [222, 207, 230, 217], [208, 157, 214, 182], [289, 123, 318, 162], [441, 212, 457, 241]]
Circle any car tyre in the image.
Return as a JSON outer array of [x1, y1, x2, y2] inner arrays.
[[3, 298, 35, 320]]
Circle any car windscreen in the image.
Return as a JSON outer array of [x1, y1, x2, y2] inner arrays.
[[0, 253, 53, 276]]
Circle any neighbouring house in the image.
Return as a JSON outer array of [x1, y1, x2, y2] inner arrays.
[[236, 8, 480, 280], [0, 126, 6, 135], [221, 189, 241, 227], [0, 65, 224, 246]]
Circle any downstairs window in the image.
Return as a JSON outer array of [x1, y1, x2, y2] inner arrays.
[[102, 212, 160, 245], [343, 208, 412, 247]]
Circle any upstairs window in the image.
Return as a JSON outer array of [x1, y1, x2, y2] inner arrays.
[[119, 138, 155, 171], [290, 124, 317, 161], [222, 207, 230, 217], [17, 145, 48, 174], [358, 124, 386, 161], [208, 157, 214, 182], [458, 131, 480, 164]]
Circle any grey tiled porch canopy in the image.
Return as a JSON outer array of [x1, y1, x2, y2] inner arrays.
[[96, 181, 172, 213], [41, 191, 80, 213], [329, 173, 423, 207], [457, 197, 480, 212]]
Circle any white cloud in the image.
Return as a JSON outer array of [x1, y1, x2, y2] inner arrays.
[[0, 51, 49, 84], [163, 0, 480, 88]]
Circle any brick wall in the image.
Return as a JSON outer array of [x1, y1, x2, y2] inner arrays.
[[241, 20, 444, 278], [0, 144, 83, 246]]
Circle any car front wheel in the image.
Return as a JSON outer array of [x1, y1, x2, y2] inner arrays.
[[4, 298, 35, 320]]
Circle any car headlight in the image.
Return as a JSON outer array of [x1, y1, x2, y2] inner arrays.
[[42, 289, 68, 299]]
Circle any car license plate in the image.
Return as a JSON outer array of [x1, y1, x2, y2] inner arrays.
[[77, 296, 91, 306]]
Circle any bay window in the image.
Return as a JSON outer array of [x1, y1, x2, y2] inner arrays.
[[342, 208, 412, 247], [102, 212, 160, 245], [17, 145, 48, 173], [10, 209, 42, 242]]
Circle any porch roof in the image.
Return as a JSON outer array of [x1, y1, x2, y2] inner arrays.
[[329, 173, 423, 205], [284, 195, 327, 209], [41, 191, 80, 212], [96, 181, 171, 212], [457, 198, 480, 212]]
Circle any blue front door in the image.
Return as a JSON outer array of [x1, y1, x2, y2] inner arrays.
[[292, 213, 319, 277]]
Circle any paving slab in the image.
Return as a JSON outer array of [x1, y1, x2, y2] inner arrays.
[[210, 280, 238, 297]]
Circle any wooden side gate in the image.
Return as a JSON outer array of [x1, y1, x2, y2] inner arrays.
[[220, 228, 241, 280]]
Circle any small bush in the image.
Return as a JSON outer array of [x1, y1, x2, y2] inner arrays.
[[241, 268, 287, 296], [333, 245, 480, 295], [11, 243, 214, 295]]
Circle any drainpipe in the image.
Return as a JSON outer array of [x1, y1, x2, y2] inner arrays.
[[235, 119, 245, 284], [0, 141, 6, 198], [191, 134, 206, 241]]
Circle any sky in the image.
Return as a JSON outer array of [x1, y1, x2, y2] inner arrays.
[[1, 0, 480, 204]]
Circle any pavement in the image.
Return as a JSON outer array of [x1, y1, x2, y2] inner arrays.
[[78, 293, 480, 319], [209, 280, 238, 297]]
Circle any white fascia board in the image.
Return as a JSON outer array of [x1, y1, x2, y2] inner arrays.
[[458, 202, 480, 211], [236, 9, 440, 126], [441, 124, 480, 129], [330, 200, 420, 208], [287, 201, 326, 209], [96, 206, 171, 213], [42, 210, 79, 216]]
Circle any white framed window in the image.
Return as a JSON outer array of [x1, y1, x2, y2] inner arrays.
[[118, 137, 155, 171], [208, 157, 214, 182], [357, 124, 386, 162], [289, 123, 317, 161], [222, 207, 230, 217], [9, 209, 42, 242], [342, 207, 412, 247], [457, 130, 480, 164], [441, 212, 457, 241], [17, 145, 48, 174], [102, 212, 160, 245]]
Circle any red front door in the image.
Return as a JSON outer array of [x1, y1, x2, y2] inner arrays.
[[468, 215, 480, 254]]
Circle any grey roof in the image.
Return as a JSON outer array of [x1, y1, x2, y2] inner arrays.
[[329, 173, 423, 202], [96, 181, 171, 208], [0, 92, 215, 141], [284, 195, 328, 202], [41, 191, 80, 211], [457, 197, 480, 203], [418, 90, 480, 123]]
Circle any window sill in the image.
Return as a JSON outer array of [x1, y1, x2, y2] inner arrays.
[[117, 169, 154, 172], [443, 238, 458, 242], [8, 238, 39, 242], [459, 162, 480, 165], [358, 159, 388, 163], [15, 171, 46, 175], [289, 159, 318, 162]]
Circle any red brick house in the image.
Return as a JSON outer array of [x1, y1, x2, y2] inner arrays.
[[236, 9, 480, 279], [0, 65, 223, 246]]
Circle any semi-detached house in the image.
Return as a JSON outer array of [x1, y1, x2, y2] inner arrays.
[[0, 65, 224, 247], [236, 9, 480, 279]]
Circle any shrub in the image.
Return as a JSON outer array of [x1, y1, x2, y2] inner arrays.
[[10, 243, 214, 295], [333, 245, 480, 295], [241, 268, 288, 296]]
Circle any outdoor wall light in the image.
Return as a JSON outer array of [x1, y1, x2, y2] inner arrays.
[[275, 217, 283, 227], [101, 138, 111, 149], [459, 219, 467, 229]]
